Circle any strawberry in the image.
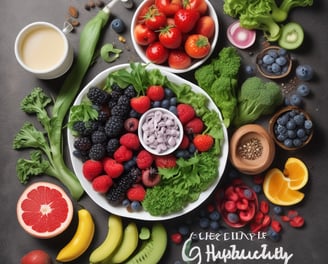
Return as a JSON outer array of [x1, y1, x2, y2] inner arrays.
[[127, 184, 146, 201], [120, 132, 140, 150], [177, 103, 195, 124], [185, 117, 204, 134], [82, 159, 103, 181], [146, 85, 165, 101], [193, 134, 214, 152], [171, 233, 183, 244], [113, 145, 133, 163], [92, 175, 113, 193], [136, 150, 153, 169], [179, 135, 190, 149], [103, 158, 124, 178], [130, 96, 151, 114], [154, 155, 177, 168]]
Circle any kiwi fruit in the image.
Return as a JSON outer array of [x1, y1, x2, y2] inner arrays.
[[278, 22, 304, 50], [126, 223, 167, 264]]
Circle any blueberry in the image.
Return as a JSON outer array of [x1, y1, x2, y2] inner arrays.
[[252, 184, 262, 193], [277, 124, 287, 134], [276, 56, 287, 66], [273, 206, 283, 215], [170, 97, 177, 106], [289, 94, 302, 106], [296, 128, 306, 138], [165, 88, 174, 98], [267, 49, 278, 58], [263, 54, 275, 65], [287, 129, 296, 139], [111, 18, 125, 33], [293, 138, 302, 147], [245, 65, 255, 75], [271, 63, 281, 73], [293, 114, 305, 125], [188, 143, 196, 154], [178, 225, 190, 236], [169, 105, 177, 115], [284, 138, 293, 148], [296, 84, 310, 97], [243, 188, 253, 199], [209, 221, 220, 230], [131, 201, 142, 211], [278, 48, 287, 56], [267, 228, 281, 242], [152, 101, 161, 107], [304, 119, 313, 129], [161, 99, 170, 108], [122, 199, 130, 207], [277, 133, 287, 141], [277, 114, 289, 125], [296, 64, 314, 81], [199, 217, 210, 229], [209, 211, 221, 221], [227, 213, 239, 224]]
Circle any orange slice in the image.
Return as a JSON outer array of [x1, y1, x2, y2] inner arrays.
[[263, 168, 305, 206], [283, 157, 308, 190]]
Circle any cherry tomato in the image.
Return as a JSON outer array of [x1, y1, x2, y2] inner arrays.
[[134, 24, 157, 46], [21, 250, 52, 264], [186, 0, 208, 15], [174, 8, 200, 33], [168, 50, 192, 69], [185, 34, 211, 59], [195, 16, 215, 39], [146, 42, 169, 64], [144, 5, 167, 30], [155, 0, 182, 16], [159, 26, 182, 49]]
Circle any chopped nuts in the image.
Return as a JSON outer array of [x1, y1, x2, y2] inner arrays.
[[238, 137, 263, 160]]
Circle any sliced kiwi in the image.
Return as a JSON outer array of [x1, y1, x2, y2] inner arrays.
[[126, 223, 167, 264], [278, 22, 304, 50]]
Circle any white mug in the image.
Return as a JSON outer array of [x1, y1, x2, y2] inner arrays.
[[14, 22, 74, 79]]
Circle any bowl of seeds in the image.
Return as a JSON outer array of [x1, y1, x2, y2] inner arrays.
[[229, 124, 276, 175]]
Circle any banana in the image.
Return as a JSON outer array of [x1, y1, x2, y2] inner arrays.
[[110, 222, 139, 263], [89, 214, 123, 264], [56, 208, 95, 262]]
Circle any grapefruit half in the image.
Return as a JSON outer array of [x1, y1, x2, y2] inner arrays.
[[16, 181, 74, 239]]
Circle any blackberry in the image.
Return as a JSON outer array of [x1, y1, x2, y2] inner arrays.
[[87, 86, 109, 106], [74, 137, 92, 151], [105, 116, 124, 138], [111, 103, 130, 118], [91, 130, 107, 144], [83, 121, 99, 136], [106, 167, 141, 203], [72, 121, 85, 136], [111, 83, 124, 93], [124, 85, 137, 98], [98, 110, 109, 124], [106, 138, 120, 156], [110, 89, 122, 102], [89, 143, 106, 160]]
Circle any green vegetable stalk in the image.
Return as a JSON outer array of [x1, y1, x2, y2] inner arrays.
[[13, 2, 116, 200]]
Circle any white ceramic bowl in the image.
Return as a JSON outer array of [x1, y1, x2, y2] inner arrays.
[[67, 64, 228, 220], [131, 0, 219, 73], [138, 107, 183, 156]]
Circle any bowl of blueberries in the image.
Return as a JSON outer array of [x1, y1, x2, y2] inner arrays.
[[256, 46, 292, 79], [269, 106, 314, 150]]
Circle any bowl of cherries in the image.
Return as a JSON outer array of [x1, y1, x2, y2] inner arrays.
[[131, 0, 219, 73]]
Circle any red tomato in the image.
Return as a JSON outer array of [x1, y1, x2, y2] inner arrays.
[[144, 5, 167, 30], [134, 24, 157, 46], [21, 250, 52, 264], [146, 42, 169, 64], [174, 8, 200, 33], [159, 26, 182, 49], [155, 0, 182, 16], [186, 0, 208, 15], [195, 16, 215, 39], [185, 34, 211, 59], [168, 50, 192, 69]]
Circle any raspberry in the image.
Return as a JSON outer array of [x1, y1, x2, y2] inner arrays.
[[120, 133, 140, 150], [177, 104, 195, 124], [185, 117, 204, 134], [92, 175, 113, 193], [103, 158, 124, 178], [154, 155, 177, 168], [114, 145, 133, 163], [136, 150, 153, 169], [82, 159, 103, 181], [179, 135, 190, 149], [127, 184, 146, 201]]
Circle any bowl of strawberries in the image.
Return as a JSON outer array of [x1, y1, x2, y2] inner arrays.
[[131, 0, 219, 73], [67, 63, 228, 220]]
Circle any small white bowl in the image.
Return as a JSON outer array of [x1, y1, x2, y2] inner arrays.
[[131, 0, 219, 73], [138, 108, 183, 156]]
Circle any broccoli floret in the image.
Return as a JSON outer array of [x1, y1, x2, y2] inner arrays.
[[194, 64, 217, 91], [213, 47, 241, 78], [233, 77, 283, 127], [274, 0, 314, 22]]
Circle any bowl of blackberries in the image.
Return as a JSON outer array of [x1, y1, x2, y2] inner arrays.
[[256, 46, 292, 79], [269, 106, 313, 150]]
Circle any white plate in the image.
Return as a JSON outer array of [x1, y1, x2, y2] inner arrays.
[[67, 64, 229, 220]]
